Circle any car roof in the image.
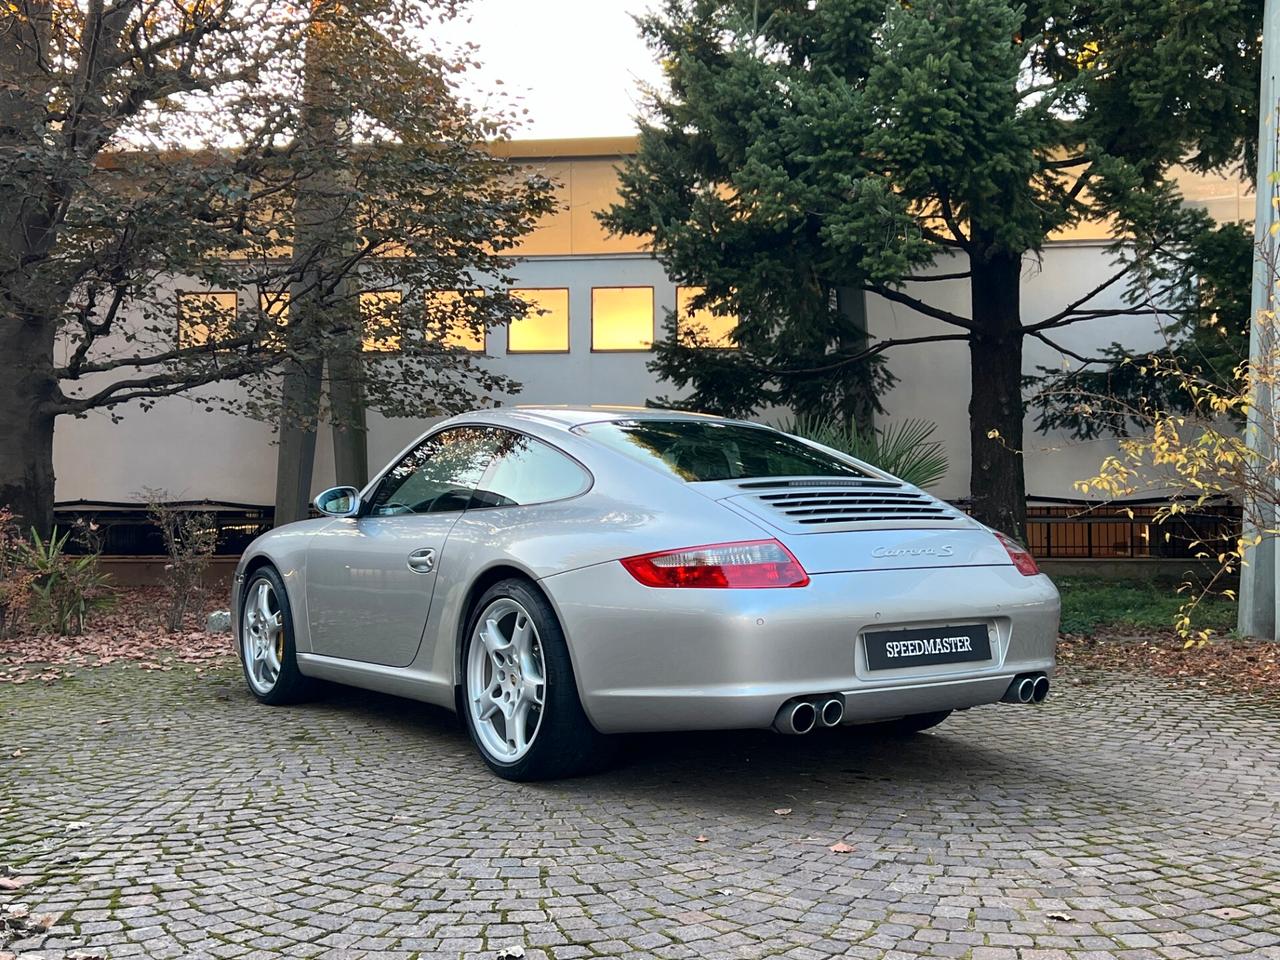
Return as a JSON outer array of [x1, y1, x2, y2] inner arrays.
[[451, 405, 742, 431]]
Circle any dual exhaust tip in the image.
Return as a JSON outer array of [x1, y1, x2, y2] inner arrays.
[[1003, 673, 1051, 705], [774, 696, 844, 735]]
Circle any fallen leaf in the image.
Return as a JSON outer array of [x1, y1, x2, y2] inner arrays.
[[1046, 911, 1075, 922], [32, 913, 56, 930], [694, 835, 708, 843], [828, 841, 856, 853], [0, 876, 32, 890], [9, 749, 22, 758], [773, 808, 792, 816]]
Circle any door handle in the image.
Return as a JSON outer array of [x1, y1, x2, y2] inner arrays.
[[406, 547, 436, 574]]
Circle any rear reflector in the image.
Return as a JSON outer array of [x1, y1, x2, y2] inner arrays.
[[620, 539, 810, 588], [994, 531, 1040, 576]]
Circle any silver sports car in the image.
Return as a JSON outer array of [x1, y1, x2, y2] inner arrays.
[[233, 406, 1060, 780]]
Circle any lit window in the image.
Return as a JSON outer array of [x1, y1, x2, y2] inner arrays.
[[591, 287, 653, 351], [258, 290, 289, 347], [361, 290, 403, 353], [427, 290, 485, 353], [177, 292, 237, 347], [508, 288, 569, 353], [676, 286, 738, 348]]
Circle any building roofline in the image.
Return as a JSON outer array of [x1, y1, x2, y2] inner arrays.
[[488, 136, 639, 160]]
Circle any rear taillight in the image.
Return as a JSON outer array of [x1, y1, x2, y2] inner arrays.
[[994, 531, 1040, 576], [620, 539, 810, 588]]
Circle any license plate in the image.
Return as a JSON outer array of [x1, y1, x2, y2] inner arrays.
[[863, 623, 991, 671]]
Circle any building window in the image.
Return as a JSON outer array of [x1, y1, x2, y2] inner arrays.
[[361, 290, 403, 353], [508, 288, 570, 353], [427, 290, 485, 353], [177, 292, 237, 347], [591, 287, 653, 351], [676, 286, 738, 348], [258, 290, 289, 347]]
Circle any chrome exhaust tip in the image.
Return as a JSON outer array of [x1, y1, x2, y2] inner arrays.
[[774, 699, 818, 735], [1002, 676, 1037, 704], [819, 697, 845, 728], [1031, 675, 1050, 704]]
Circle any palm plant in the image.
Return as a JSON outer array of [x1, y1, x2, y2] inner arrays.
[[777, 415, 949, 489]]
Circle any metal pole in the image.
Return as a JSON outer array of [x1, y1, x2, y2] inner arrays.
[[1238, 0, 1279, 641]]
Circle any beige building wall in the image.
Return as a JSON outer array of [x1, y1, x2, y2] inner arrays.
[[51, 138, 1251, 508]]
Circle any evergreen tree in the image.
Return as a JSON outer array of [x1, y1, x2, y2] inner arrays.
[[602, 0, 1261, 537]]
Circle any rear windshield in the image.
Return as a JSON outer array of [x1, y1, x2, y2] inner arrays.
[[574, 419, 868, 483]]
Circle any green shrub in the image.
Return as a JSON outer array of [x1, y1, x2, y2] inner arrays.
[[20, 528, 114, 636], [777, 414, 950, 489]]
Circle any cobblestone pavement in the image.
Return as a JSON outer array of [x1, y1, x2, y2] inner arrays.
[[1, 665, 1278, 960]]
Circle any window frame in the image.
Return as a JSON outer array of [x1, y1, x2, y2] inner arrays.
[[360, 424, 593, 518], [506, 287, 571, 355], [426, 289, 487, 355], [590, 285, 655, 353], [675, 285, 739, 350], [362, 425, 499, 517], [360, 288, 406, 354], [176, 290, 238, 348], [467, 426, 594, 510]]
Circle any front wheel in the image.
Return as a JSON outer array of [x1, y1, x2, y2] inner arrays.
[[239, 566, 316, 705], [462, 579, 608, 781]]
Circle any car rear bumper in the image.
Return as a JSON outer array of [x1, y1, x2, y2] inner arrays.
[[541, 561, 1059, 734]]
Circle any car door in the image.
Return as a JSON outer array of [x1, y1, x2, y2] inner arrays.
[[305, 425, 500, 666]]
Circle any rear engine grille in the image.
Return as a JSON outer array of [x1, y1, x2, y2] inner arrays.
[[751, 482, 957, 525]]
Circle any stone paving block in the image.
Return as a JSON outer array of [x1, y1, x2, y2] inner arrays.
[[1, 666, 1278, 959]]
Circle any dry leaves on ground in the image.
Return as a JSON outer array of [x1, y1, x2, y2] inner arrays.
[[1058, 631, 1280, 700], [0, 587, 232, 685]]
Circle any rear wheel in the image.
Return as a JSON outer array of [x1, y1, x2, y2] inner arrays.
[[880, 710, 952, 735], [462, 578, 608, 781], [240, 566, 316, 705]]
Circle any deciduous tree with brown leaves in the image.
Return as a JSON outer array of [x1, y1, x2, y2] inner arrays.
[[1, 0, 553, 535]]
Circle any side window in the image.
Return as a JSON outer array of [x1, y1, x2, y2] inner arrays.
[[367, 427, 498, 516], [471, 430, 590, 508]]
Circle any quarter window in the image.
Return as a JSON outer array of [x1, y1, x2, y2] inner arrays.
[[366, 427, 499, 516], [472, 430, 590, 508], [591, 287, 653, 351]]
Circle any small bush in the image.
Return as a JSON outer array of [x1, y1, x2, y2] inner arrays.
[[141, 490, 217, 632], [0, 509, 34, 639], [21, 527, 115, 636]]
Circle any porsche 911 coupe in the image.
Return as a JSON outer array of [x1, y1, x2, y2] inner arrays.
[[233, 406, 1060, 780]]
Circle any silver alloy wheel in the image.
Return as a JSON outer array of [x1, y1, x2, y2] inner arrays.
[[466, 597, 547, 763], [242, 579, 284, 695]]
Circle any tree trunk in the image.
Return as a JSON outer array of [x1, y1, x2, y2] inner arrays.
[[0, 314, 58, 537], [329, 346, 369, 489], [967, 248, 1028, 540], [835, 287, 876, 436], [273, 355, 323, 526]]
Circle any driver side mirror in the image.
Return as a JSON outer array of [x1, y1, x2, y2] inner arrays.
[[314, 486, 362, 518]]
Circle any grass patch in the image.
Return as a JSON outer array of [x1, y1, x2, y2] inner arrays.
[[1056, 576, 1237, 637]]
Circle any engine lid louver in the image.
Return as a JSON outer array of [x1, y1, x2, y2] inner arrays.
[[734, 479, 961, 528]]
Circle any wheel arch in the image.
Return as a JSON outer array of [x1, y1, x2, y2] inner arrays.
[[451, 563, 580, 712]]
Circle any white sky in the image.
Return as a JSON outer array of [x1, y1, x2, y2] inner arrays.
[[439, 0, 663, 139]]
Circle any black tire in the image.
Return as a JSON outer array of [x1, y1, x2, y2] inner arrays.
[[460, 578, 611, 781], [239, 566, 317, 706], [880, 709, 952, 736]]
